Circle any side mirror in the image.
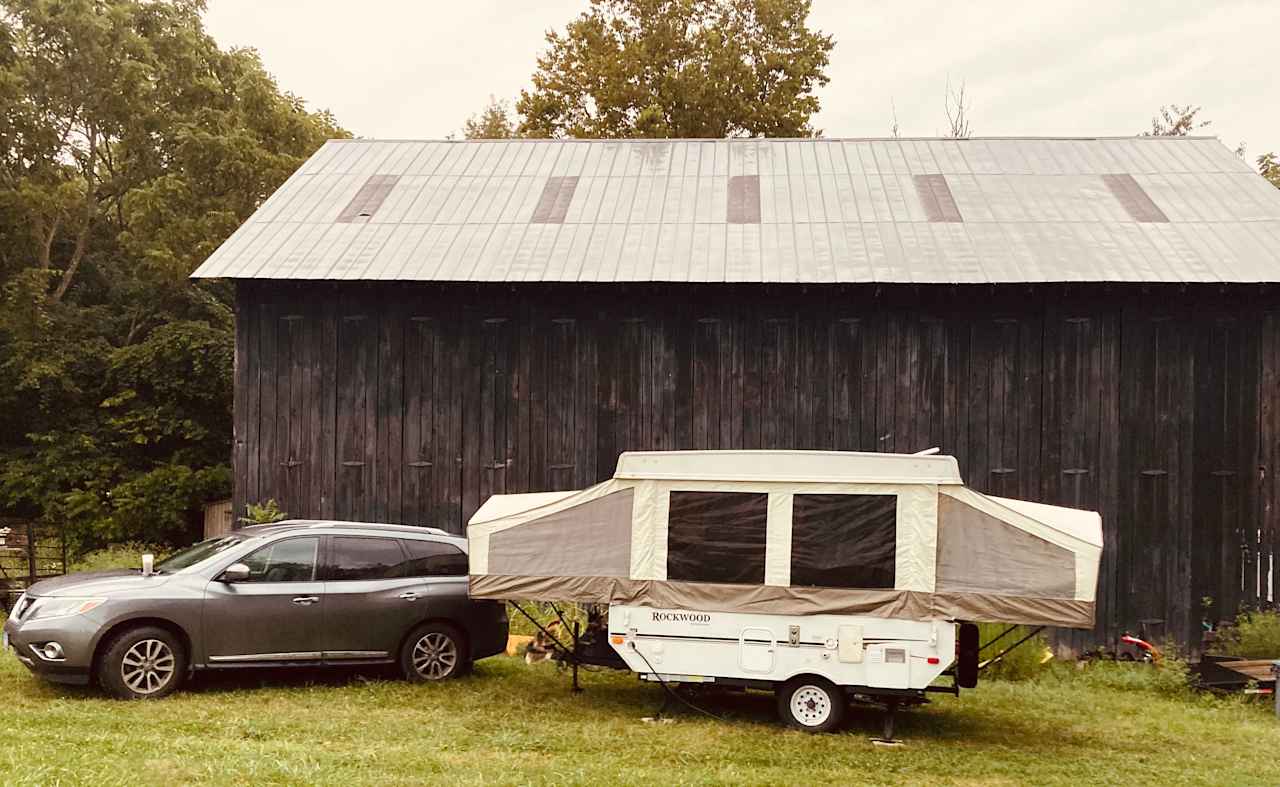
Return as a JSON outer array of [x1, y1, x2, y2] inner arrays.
[[221, 563, 251, 583]]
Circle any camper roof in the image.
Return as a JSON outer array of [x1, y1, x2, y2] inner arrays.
[[613, 450, 963, 485]]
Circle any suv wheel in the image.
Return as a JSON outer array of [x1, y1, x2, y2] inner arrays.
[[400, 623, 468, 682], [777, 676, 845, 732], [97, 625, 186, 700]]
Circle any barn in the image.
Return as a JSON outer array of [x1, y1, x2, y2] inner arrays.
[[192, 136, 1280, 651]]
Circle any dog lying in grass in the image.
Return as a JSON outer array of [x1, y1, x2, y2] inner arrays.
[[525, 619, 564, 664]]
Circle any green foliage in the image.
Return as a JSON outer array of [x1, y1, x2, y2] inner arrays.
[[463, 96, 518, 140], [1209, 608, 1280, 659], [239, 499, 287, 525], [1142, 104, 1210, 137], [68, 541, 164, 574], [1258, 152, 1280, 189], [0, 0, 344, 550], [976, 623, 1051, 681], [516, 0, 833, 138]]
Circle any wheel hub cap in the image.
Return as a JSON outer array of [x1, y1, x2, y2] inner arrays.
[[412, 632, 458, 680], [791, 685, 833, 726], [120, 639, 175, 695]]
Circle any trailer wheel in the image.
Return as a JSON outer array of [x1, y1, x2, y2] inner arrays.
[[777, 676, 845, 733]]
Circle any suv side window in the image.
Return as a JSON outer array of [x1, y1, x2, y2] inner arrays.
[[402, 539, 469, 577], [239, 537, 319, 583], [327, 536, 407, 581]]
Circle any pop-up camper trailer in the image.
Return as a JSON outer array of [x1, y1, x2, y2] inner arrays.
[[467, 450, 1102, 732]]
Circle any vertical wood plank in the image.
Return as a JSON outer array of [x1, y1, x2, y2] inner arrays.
[[319, 289, 338, 519], [378, 301, 405, 523], [257, 291, 278, 512], [232, 284, 252, 519]]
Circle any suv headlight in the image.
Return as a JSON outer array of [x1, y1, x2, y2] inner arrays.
[[25, 597, 106, 621]]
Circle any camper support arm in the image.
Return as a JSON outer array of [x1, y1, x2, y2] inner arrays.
[[509, 602, 575, 657], [979, 626, 1047, 672], [979, 624, 1019, 654]]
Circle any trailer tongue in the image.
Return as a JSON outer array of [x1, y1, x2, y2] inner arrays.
[[468, 450, 1102, 733]]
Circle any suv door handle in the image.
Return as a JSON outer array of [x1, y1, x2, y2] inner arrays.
[[292, 596, 319, 605], [398, 592, 419, 601]]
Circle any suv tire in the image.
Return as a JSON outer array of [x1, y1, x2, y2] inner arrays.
[[400, 622, 469, 682], [777, 676, 845, 733], [97, 625, 186, 700]]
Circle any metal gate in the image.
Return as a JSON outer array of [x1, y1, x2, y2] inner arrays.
[[0, 520, 67, 612]]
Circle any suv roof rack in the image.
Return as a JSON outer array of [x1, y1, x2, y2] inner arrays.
[[251, 520, 454, 537]]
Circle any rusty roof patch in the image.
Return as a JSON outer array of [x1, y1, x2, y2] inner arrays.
[[1102, 173, 1169, 223], [337, 174, 399, 223], [727, 175, 761, 224], [914, 174, 963, 222], [531, 176, 579, 224]]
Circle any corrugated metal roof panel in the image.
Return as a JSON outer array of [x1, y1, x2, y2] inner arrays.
[[191, 137, 1280, 284]]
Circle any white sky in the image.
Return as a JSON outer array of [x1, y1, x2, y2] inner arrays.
[[204, 0, 1279, 160]]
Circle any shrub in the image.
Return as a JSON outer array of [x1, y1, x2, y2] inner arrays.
[[976, 622, 1052, 681], [1209, 608, 1280, 660], [239, 499, 287, 525], [69, 542, 166, 574]]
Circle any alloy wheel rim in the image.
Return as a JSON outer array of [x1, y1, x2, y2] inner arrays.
[[412, 632, 458, 679], [790, 685, 832, 726], [121, 639, 175, 695]]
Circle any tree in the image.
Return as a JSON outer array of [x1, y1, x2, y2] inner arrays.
[[1258, 152, 1280, 190], [516, 0, 834, 139], [1143, 104, 1210, 137], [464, 96, 518, 139], [0, 0, 345, 549], [1138, 104, 1277, 190], [943, 77, 972, 139]]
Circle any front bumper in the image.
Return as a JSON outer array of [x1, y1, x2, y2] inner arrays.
[[4, 610, 98, 685]]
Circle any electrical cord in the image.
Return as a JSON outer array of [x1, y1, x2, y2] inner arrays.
[[628, 641, 727, 722]]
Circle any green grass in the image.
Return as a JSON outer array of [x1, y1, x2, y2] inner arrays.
[[0, 647, 1275, 786]]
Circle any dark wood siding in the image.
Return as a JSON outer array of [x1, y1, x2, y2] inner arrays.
[[233, 282, 1280, 652]]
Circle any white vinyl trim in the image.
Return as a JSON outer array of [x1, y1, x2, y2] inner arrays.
[[764, 492, 793, 586], [895, 485, 938, 593]]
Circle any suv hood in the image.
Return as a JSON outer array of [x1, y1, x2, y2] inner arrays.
[[26, 569, 171, 597]]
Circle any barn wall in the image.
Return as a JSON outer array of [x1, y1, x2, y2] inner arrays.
[[233, 281, 1280, 651]]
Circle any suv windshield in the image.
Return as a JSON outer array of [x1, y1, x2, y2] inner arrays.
[[155, 534, 250, 572]]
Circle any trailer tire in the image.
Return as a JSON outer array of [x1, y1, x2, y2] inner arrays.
[[777, 676, 845, 733]]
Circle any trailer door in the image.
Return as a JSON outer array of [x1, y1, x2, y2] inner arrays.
[[739, 627, 776, 674]]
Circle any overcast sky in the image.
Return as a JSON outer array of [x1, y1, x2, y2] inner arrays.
[[204, 0, 1278, 160]]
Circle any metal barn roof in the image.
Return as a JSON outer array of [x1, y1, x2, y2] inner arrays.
[[190, 137, 1280, 284]]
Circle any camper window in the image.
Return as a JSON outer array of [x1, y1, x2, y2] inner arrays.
[[789, 494, 896, 589], [666, 491, 768, 585]]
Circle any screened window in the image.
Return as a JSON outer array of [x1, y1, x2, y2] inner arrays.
[[238, 537, 319, 583], [327, 537, 407, 581], [402, 539, 469, 577], [789, 494, 896, 589], [666, 491, 768, 585]]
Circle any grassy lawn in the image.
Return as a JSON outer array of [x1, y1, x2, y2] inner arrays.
[[0, 644, 1276, 786]]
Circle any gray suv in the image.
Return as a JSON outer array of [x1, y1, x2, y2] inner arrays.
[[3, 521, 508, 699]]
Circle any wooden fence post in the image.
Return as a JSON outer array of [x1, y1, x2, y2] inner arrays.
[[25, 521, 36, 584]]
